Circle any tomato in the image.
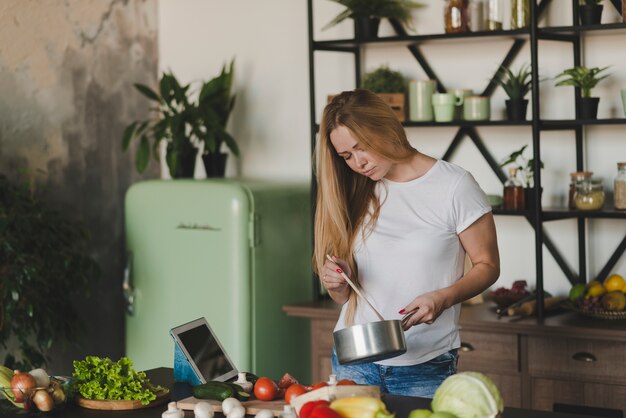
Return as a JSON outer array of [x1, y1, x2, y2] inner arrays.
[[310, 405, 343, 418], [336, 379, 357, 385], [284, 383, 307, 404], [307, 381, 328, 391], [278, 372, 299, 389], [254, 377, 279, 401], [299, 400, 330, 418]]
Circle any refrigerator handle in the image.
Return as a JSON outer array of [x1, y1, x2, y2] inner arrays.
[[123, 252, 135, 316]]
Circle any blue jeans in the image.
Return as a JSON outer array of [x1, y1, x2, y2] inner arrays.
[[331, 348, 458, 398]]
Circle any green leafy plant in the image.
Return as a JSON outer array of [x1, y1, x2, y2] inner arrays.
[[323, 0, 425, 31], [500, 145, 544, 188], [554, 65, 610, 98], [495, 63, 533, 100], [0, 175, 99, 370], [122, 59, 238, 176], [362, 65, 406, 93]]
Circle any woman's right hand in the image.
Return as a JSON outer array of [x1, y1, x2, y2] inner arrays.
[[321, 255, 351, 293]]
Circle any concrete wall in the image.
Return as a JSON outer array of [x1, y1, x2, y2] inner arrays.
[[0, 0, 158, 374]]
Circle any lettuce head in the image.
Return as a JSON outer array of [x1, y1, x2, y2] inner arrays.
[[431, 372, 503, 418]]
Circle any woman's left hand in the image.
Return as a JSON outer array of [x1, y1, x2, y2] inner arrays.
[[399, 290, 449, 330]]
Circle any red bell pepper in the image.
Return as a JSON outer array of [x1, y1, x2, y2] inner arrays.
[[299, 400, 331, 418], [310, 405, 344, 418]]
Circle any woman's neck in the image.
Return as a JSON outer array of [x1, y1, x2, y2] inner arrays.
[[385, 152, 437, 182]]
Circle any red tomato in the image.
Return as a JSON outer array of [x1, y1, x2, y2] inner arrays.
[[307, 381, 328, 391], [284, 383, 307, 404], [254, 377, 279, 401], [299, 400, 330, 418], [310, 406, 343, 418], [336, 379, 357, 385]]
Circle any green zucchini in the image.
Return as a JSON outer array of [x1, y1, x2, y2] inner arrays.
[[192, 381, 235, 401], [227, 383, 252, 401]]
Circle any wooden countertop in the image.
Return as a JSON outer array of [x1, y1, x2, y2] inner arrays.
[[284, 300, 626, 342]]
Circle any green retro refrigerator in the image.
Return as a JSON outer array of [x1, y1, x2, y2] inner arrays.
[[124, 179, 312, 382]]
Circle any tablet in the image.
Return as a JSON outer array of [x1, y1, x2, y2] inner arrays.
[[170, 317, 239, 384]]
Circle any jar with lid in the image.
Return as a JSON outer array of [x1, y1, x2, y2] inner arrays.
[[444, 0, 469, 33], [511, 0, 530, 29], [468, 0, 485, 31], [568, 171, 593, 210], [574, 178, 605, 211], [614, 162, 626, 210]]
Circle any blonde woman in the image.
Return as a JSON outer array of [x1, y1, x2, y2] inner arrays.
[[314, 89, 500, 397]]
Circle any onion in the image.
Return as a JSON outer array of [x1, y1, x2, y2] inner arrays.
[[28, 368, 50, 388], [10, 370, 36, 403], [32, 389, 54, 412]]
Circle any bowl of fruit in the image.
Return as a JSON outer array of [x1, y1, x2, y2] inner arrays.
[[565, 274, 626, 320], [0, 367, 69, 414], [488, 280, 531, 309]]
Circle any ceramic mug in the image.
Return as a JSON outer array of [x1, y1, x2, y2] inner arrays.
[[409, 79, 437, 121], [463, 96, 490, 121], [449, 88, 474, 120], [621, 89, 626, 118], [432, 93, 463, 122]]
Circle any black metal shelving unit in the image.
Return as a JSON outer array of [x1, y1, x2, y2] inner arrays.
[[307, 0, 626, 315]]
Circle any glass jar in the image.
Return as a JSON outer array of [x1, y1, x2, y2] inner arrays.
[[574, 178, 605, 211], [569, 171, 593, 210], [503, 167, 525, 210], [486, 0, 504, 30], [511, 0, 530, 29], [444, 0, 469, 33], [615, 162, 626, 210], [469, 0, 485, 31]]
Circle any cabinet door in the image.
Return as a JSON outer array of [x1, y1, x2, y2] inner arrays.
[[311, 319, 336, 383], [458, 330, 519, 373], [531, 378, 626, 415]]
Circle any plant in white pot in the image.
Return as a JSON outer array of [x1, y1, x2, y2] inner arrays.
[[122, 59, 238, 178], [554, 65, 610, 120]]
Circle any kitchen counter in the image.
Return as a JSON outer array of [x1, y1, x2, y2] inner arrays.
[[10, 367, 596, 418]]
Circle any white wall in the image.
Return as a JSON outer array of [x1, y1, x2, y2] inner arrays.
[[159, 1, 626, 296]]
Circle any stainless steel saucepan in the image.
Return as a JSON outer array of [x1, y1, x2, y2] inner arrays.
[[326, 255, 411, 365]]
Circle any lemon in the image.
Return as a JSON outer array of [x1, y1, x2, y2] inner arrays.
[[603, 274, 626, 293], [569, 283, 586, 301], [586, 283, 606, 298]]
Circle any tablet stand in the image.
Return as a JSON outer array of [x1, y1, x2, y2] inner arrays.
[[173, 342, 202, 386]]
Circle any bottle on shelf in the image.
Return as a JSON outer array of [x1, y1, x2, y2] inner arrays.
[[503, 167, 525, 210], [614, 162, 626, 210], [444, 0, 470, 33], [486, 0, 504, 30], [568, 171, 593, 210], [511, 0, 530, 29], [468, 0, 485, 32], [575, 178, 605, 211]]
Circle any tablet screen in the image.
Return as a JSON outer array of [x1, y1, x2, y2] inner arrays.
[[171, 318, 238, 383]]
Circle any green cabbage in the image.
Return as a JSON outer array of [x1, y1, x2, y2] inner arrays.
[[431, 372, 503, 418]]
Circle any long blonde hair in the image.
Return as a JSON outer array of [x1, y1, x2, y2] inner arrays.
[[313, 89, 416, 324]]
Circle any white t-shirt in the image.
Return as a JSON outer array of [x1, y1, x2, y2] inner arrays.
[[334, 159, 491, 366]]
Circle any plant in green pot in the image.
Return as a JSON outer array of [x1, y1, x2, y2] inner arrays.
[[122, 59, 238, 178], [362, 65, 407, 121], [0, 175, 99, 370], [579, 0, 603, 26], [555, 65, 610, 120], [495, 63, 533, 121], [323, 0, 425, 40]]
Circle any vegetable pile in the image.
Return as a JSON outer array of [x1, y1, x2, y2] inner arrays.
[[72, 356, 162, 405]]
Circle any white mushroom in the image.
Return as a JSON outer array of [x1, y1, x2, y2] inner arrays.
[[227, 404, 246, 418], [222, 397, 242, 416], [194, 401, 215, 418], [255, 409, 274, 418]]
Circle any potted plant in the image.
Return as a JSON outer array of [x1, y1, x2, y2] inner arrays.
[[0, 175, 99, 370], [122, 59, 238, 178], [579, 0, 603, 26], [494, 63, 533, 121], [362, 65, 407, 121], [500, 145, 544, 209], [322, 0, 425, 40], [555, 65, 610, 120]]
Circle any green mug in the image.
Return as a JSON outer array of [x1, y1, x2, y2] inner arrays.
[[449, 88, 473, 120], [463, 96, 490, 121], [432, 93, 463, 122]]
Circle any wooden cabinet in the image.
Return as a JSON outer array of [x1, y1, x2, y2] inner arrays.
[[286, 302, 626, 415]]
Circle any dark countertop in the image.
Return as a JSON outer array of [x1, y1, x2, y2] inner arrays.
[[1, 368, 600, 418]]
